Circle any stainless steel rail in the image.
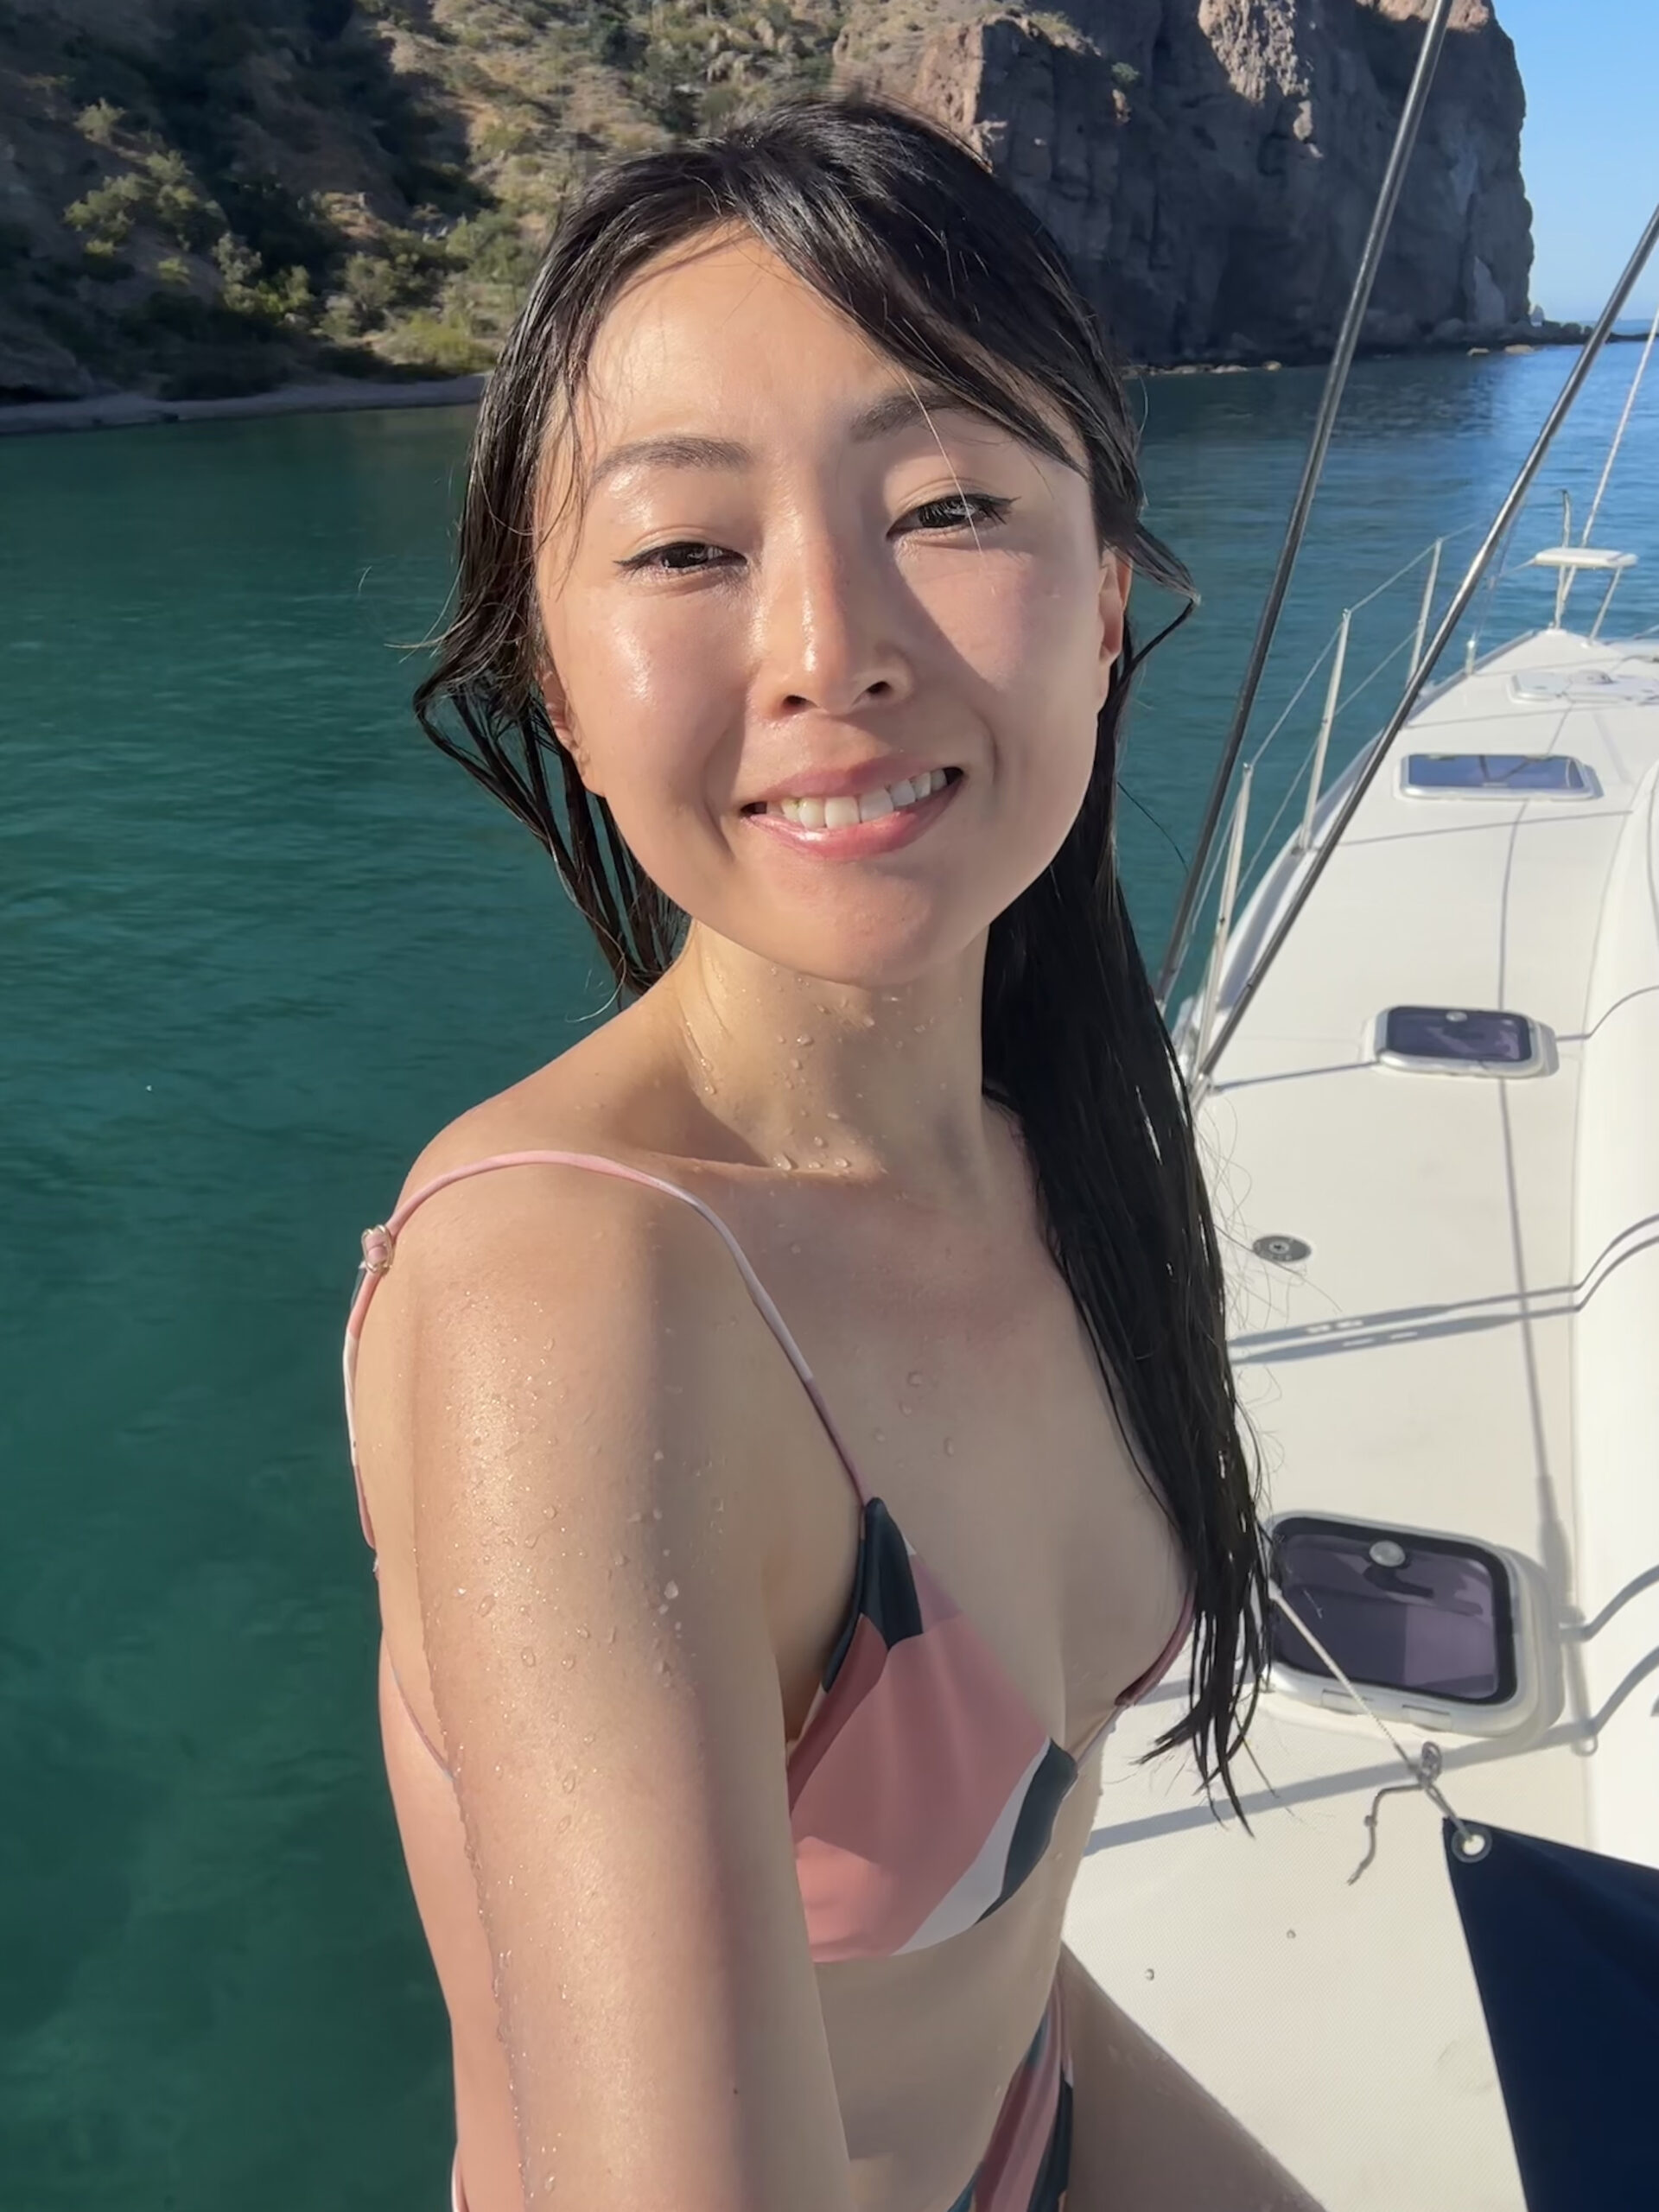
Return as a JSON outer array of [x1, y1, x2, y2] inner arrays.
[[1154, 0, 1459, 1006]]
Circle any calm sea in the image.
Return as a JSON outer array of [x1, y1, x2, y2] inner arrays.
[[4, 341, 1657, 2208]]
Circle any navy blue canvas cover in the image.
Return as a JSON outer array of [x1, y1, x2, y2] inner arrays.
[[1442, 1818, 1659, 2208]]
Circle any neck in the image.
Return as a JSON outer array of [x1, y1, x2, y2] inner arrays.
[[646, 921, 1007, 1211]]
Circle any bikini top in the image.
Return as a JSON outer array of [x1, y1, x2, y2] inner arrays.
[[342, 1150, 1196, 1966]]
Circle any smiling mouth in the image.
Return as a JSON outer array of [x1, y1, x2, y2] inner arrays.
[[741, 766, 963, 828]]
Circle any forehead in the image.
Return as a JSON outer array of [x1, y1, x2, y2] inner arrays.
[[535, 229, 1082, 528], [578, 229, 893, 430]]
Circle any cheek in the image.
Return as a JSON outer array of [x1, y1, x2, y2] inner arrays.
[[563, 590, 741, 799], [934, 558, 1103, 803]]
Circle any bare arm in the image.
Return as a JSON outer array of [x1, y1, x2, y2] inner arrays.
[[394, 1164, 853, 2211]]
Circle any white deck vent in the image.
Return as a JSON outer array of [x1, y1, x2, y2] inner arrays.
[[1374, 1005, 1549, 1076], [1401, 752, 1600, 799]]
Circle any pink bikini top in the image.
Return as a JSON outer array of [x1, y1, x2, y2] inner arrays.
[[342, 1151, 1195, 1965]]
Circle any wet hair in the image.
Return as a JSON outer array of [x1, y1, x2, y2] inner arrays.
[[411, 94, 1268, 1823]]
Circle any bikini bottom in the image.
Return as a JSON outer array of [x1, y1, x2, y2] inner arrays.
[[448, 1973, 1071, 2212], [945, 1971, 1072, 2212]]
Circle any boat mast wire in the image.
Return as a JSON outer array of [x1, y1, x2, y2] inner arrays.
[[1193, 198, 1659, 1086], [1559, 287, 1659, 623], [1154, 0, 1459, 1008]]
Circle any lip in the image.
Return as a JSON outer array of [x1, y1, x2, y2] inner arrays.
[[741, 768, 962, 858], [740, 754, 957, 809]]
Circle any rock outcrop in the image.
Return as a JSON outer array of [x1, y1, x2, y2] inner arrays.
[[833, 0, 1535, 365], [0, 0, 1534, 402]]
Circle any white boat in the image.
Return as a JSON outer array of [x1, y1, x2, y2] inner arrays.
[[1065, 253, 1659, 2209]]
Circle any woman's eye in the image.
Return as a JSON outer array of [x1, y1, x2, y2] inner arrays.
[[617, 491, 1013, 575], [617, 539, 733, 575], [907, 491, 1014, 533]]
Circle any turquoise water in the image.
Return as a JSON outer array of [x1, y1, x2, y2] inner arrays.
[[5, 344, 1657, 2209]]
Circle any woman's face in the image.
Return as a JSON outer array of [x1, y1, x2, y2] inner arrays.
[[534, 228, 1129, 989]]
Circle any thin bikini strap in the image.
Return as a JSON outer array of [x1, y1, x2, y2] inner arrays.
[[342, 1149, 869, 1551]]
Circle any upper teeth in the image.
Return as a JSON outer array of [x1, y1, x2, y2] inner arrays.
[[767, 768, 951, 828]]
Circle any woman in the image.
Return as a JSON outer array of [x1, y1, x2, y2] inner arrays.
[[343, 95, 1321, 2212]]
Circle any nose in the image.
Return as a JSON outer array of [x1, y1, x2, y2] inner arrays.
[[755, 516, 915, 721]]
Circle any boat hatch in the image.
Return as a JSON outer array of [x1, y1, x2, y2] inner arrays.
[[1268, 1515, 1524, 1723], [1374, 1005, 1548, 1075], [1401, 751, 1600, 798], [1509, 667, 1659, 708]]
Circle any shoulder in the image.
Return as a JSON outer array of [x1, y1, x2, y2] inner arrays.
[[357, 1080, 779, 1547], [384, 1085, 732, 1315]]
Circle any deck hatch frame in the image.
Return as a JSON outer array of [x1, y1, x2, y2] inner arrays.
[[1399, 752, 1600, 799], [1373, 1004, 1551, 1077]]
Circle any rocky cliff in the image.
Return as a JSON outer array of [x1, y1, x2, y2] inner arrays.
[[833, 0, 1534, 364], [0, 0, 1532, 403]]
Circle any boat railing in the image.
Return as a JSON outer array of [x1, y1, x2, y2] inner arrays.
[[1164, 201, 1659, 1092], [1173, 527, 1478, 1075]]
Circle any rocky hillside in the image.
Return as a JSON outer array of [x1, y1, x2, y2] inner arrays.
[[0, 2, 843, 400], [0, 1, 1533, 403], [835, 0, 1535, 364]]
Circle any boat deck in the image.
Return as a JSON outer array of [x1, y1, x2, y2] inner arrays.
[[1070, 628, 1659, 2209]]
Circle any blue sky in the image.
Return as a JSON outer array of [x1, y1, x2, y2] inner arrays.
[[1499, 0, 1658, 321]]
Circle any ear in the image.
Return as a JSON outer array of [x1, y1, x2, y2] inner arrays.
[[1097, 552, 1133, 696], [537, 664, 605, 798]]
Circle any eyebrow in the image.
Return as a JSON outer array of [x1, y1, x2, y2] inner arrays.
[[585, 384, 984, 494]]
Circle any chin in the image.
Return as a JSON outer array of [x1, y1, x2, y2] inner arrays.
[[730, 906, 995, 993]]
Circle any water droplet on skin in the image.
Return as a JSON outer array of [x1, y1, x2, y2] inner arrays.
[[607, 1625, 618, 1644], [612, 1551, 625, 1567], [543, 1504, 557, 1519], [906, 1370, 924, 1387], [654, 1656, 668, 1675], [652, 1507, 662, 1520], [561, 1656, 575, 1669], [834, 1156, 850, 1168], [520, 1648, 537, 1667], [874, 1427, 886, 1443], [477, 1594, 495, 1615], [664, 1580, 679, 1600], [899, 1402, 912, 1416], [562, 1771, 576, 1792], [774, 1154, 792, 1171], [826, 1109, 841, 1122], [576, 1625, 590, 1639], [652, 1449, 664, 1462], [811, 1135, 826, 1148], [790, 1243, 802, 1255], [557, 1814, 573, 1834], [789, 1057, 802, 1071], [796, 1034, 812, 1046], [861, 1014, 876, 1029], [944, 1438, 957, 1456], [524, 1529, 540, 1546]]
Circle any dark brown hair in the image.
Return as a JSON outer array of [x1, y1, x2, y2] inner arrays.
[[410, 93, 1269, 1822]]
